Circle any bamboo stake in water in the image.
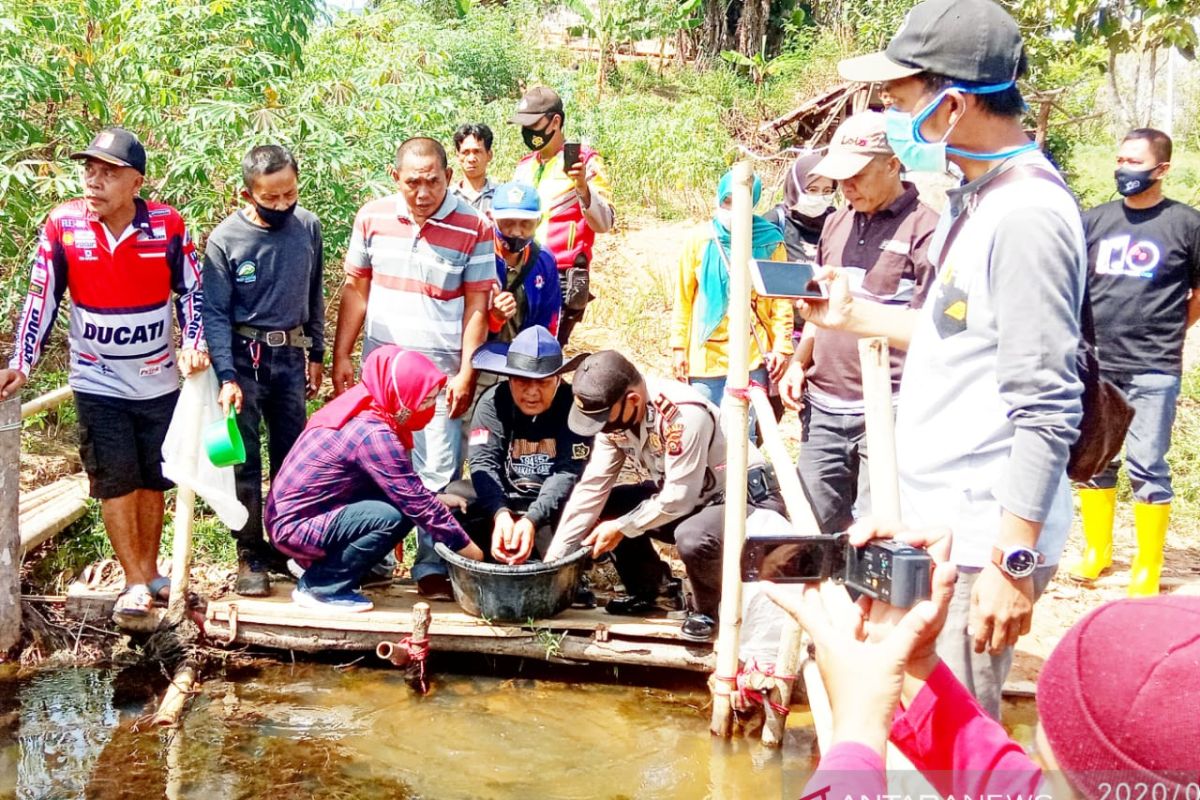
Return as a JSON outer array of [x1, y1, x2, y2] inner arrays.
[[710, 161, 754, 738]]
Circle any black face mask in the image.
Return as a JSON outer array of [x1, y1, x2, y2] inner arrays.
[[495, 227, 531, 254], [521, 118, 557, 152], [255, 201, 297, 229], [1115, 167, 1158, 198], [601, 396, 638, 434]]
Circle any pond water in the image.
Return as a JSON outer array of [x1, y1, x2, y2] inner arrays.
[[0, 658, 1036, 800]]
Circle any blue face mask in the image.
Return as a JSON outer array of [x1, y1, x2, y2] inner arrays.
[[885, 82, 1038, 173]]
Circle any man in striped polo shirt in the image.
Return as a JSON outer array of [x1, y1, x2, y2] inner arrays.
[[332, 137, 497, 597]]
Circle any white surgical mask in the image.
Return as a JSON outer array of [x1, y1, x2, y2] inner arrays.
[[793, 192, 834, 218], [714, 208, 732, 229]]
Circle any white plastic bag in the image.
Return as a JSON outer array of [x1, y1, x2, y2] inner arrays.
[[738, 508, 802, 664], [161, 367, 248, 530]]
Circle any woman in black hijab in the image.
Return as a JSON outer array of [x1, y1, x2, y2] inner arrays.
[[769, 153, 836, 261]]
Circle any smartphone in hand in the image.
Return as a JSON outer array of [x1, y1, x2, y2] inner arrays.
[[563, 141, 582, 170]]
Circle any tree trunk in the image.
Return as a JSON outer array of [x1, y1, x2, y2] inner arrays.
[[697, 0, 733, 64], [735, 0, 768, 57], [1144, 46, 1158, 127], [0, 397, 21, 653], [1108, 47, 1134, 131]]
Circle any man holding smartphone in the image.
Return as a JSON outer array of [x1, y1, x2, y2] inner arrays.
[[511, 87, 615, 345], [778, 112, 938, 535]]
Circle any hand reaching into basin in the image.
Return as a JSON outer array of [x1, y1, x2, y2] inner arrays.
[[492, 512, 536, 565], [456, 541, 485, 561]]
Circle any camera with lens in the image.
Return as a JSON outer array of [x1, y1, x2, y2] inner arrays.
[[741, 532, 933, 609]]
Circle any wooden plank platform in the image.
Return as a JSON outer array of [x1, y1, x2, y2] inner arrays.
[[202, 582, 716, 672]]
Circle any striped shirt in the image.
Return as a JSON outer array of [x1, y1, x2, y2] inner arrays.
[[346, 191, 497, 374]]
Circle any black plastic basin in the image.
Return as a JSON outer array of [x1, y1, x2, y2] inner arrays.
[[433, 543, 591, 623]]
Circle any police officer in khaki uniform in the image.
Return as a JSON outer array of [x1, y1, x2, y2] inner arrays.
[[544, 350, 784, 641]]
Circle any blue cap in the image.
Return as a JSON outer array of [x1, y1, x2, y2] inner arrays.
[[471, 325, 586, 379], [491, 182, 541, 220]]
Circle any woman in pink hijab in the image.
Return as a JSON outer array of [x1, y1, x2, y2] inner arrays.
[[266, 346, 483, 612]]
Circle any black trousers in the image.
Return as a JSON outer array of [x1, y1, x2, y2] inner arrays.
[[602, 483, 786, 618], [231, 340, 308, 559]]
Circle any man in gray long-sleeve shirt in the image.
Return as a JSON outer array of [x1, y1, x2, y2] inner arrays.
[[810, 0, 1085, 719], [202, 144, 325, 596]]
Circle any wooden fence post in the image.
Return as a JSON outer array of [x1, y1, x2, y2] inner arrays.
[[0, 396, 22, 653]]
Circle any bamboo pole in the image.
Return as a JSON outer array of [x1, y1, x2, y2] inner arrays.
[[19, 498, 89, 556], [858, 338, 901, 523], [20, 386, 72, 420], [0, 396, 20, 651], [761, 616, 803, 748], [746, 386, 818, 534], [152, 661, 198, 727], [166, 375, 203, 624], [710, 160, 755, 738]]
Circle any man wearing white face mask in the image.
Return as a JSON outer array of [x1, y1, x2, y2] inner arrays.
[[800, 0, 1087, 720], [778, 112, 938, 536]]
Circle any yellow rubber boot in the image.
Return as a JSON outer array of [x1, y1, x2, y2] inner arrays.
[[1128, 502, 1169, 598], [1067, 487, 1116, 580]]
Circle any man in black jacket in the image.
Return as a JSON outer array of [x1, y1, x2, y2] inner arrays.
[[449, 325, 590, 564]]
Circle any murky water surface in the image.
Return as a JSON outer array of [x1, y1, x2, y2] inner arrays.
[[0, 660, 828, 799], [0, 660, 1036, 800]]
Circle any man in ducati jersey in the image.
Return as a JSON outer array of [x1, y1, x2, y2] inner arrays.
[[0, 127, 208, 620]]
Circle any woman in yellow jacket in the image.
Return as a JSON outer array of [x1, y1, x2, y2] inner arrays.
[[670, 169, 794, 425]]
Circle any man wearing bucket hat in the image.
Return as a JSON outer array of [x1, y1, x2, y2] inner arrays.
[[544, 351, 785, 642], [778, 111, 938, 536], [0, 127, 208, 620], [801, 0, 1087, 718], [453, 326, 590, 566]]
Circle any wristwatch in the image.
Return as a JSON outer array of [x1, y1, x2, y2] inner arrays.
[[991, 546, 1044, 579]]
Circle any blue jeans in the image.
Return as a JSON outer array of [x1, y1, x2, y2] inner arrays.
[[796, 403, 871, 534], [300, 500, 413, 597], [1087, 371, 1180, 503], [688, 367, 769, 438]]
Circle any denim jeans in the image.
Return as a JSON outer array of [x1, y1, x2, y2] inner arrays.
[[299, 500, 414, 597], [363, 336, 463, 581], [230, 340, 308, 559], [1086, 371, 1181, 504], [796, 403, 871, 534], [688, 367, 769, 438]]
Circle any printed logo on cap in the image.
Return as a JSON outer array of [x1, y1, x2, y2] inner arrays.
[[97, 132, 115, 148], [507, 186, 525, 203]]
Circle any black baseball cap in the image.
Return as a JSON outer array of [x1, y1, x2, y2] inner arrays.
[[70, 127, 147, 175], [510, 87, 565, 126], [838, 0, 1024, 86], [568, 350, 642, 436]]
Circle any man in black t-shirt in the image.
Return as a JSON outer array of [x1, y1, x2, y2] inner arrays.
[[451, 325, 591, 565], [1071, 127, 1200, 597]]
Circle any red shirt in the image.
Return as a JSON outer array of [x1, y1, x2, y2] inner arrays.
[[9, 198, 204, 399]]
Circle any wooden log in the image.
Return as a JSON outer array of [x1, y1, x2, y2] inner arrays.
[[858, 337, 901, 522], [19, 484, 89, 556], [20, 386, 72, 420], [800, 650, 833, 754], [711, 160, 755, 738], [209, 621, 717, 671], [152, 662, 198, 727], [0, 396, 21, 652]]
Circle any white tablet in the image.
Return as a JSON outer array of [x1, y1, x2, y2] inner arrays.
[[748, 259, 828, 299]]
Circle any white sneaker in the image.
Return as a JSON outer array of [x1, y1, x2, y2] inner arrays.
[[291, 587, 374, 613]]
